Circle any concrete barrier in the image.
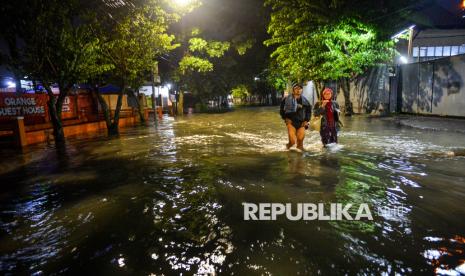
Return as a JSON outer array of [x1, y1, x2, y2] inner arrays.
[[13, 117, 27, 148]]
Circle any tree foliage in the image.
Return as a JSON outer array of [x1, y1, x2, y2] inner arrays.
[[102, 1, 178, 86], [266, 62, 288, 92], [93, 0, 180, 132], [161, 0, 272, 107], [231, 84, 250, 101], [268, 19, 396, 82], [178, 36, 230, 75], [265, 0, 418, 113], [1, 0, 113, 142], [0, 0, 189, 139], [265, 0, 416, 82]]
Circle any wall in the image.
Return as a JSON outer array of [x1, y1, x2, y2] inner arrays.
[[25, 114, 144, 145], [304, 66, 393, 115], [0, 93, 90, 124], [302, 81, 317, 105], [100, 94, 129, 110], [400, 54, 465, 116], [348, 65, 391, 115], [303, 54, 465, 118]]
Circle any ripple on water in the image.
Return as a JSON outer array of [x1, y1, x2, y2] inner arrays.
[[1, 108, 465, 274]]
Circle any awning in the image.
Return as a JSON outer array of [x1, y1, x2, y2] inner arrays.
[[98, 84, 122, 94]]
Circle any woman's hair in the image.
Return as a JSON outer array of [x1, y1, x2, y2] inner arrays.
[[321, 88, 333, 100]]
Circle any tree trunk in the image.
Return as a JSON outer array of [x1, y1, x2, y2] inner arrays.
[[109, 89, 124, 136], [314, 80, 325, 100], [92, 86, 112, 130], [13, 72, 22, 94], [127, 89, 146, 123], [177, 91, 184, 116], [137, 103, 146, 123], [48, 98, 65, 143], [44, 83, 68, 144], [271, 91, 277, 105], [340, 77, 353, 116], [6, 39, 23, 94], [108, 122, 119, 136]]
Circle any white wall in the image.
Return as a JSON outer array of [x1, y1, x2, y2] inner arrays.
[[139, 85, 170, 98], [302, 81, 319, 105]]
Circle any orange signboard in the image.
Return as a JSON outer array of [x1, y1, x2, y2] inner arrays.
[[0, 93, 49, 125], [61, 96, 77, 120]]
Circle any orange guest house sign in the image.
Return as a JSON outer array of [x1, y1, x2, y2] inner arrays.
[[0, 93, 49, 124]]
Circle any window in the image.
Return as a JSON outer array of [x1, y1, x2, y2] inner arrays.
[[434, 46, 443, 56], [459, 45, 465, 54], [419, 47, 427, 57], [451, 46, 459, 55], [413, 47, 419, 57], [427, 47, 435, 57], [443, 46, 451, 56]]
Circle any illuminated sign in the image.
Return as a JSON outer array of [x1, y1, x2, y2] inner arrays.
[[0, 93, 48, 124]]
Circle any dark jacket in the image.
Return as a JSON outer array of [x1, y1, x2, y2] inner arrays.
[[313, 101, 341, 131], [280, 95, 312, 123]]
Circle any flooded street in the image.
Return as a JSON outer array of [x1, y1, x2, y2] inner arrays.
[[1, 107, 465, 275]]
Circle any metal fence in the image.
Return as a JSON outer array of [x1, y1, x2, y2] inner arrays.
[[399, 54, 465, 117], [305, 54, 465, 117]]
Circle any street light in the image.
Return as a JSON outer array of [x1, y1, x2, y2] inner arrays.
[[399, 56, 408, 64], [6, 80, 16, 88], [391, 25, 415, 40]]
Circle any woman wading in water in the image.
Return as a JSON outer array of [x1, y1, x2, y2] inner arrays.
[[313, 88, 341, 147]]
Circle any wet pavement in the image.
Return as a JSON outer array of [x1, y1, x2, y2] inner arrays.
[[0, 107, 465, 275], [394, 115, 465, 134]]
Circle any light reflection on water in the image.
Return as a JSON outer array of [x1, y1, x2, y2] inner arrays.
[[1, 107, 465, 274]]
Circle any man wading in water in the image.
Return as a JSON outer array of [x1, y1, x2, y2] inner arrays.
[[280, 83, 312, 151]]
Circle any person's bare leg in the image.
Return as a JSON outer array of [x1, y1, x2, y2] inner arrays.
[[296, 127, 306, 150], [286, 123, 297, 149]]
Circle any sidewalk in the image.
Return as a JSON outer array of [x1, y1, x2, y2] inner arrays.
[[395, 115, 465, 133]]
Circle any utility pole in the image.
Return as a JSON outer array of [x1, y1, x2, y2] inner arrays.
[[151, 64, 161, 121], [407, 27, 415, 61], [151, 69, 157, 121]]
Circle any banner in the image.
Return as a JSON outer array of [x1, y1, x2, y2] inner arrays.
[[0, 93, 49, 125], [61, 96, 77, 120]]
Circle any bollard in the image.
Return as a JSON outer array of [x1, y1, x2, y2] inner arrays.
[[13, 116, 27, 148]]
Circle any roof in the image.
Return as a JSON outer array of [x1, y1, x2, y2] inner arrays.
[[98, 84, 122, 94], [413, 29, 465, 46]]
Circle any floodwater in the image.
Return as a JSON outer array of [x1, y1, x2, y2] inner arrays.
[[1, 107, 465, 275]]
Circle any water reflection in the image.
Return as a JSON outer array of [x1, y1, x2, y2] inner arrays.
[[423, 235, 465, 275], [318, 155, 341, 190], [1, 108, 465, 274]]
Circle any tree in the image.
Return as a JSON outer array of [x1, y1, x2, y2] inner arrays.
[[1, 0, 112, 143], [95, 0, 179, 134], [0, 0, 30, 91], [266, 66, 287, 93], [174, 32, 231, 111], [265, 0, 417, 115], [161, 0, 272, 110], [231, 85, 251, 104]]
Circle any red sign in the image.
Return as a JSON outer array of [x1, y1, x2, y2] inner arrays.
[[61, 96, 77, 120], [0, 93, 49, 125]]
